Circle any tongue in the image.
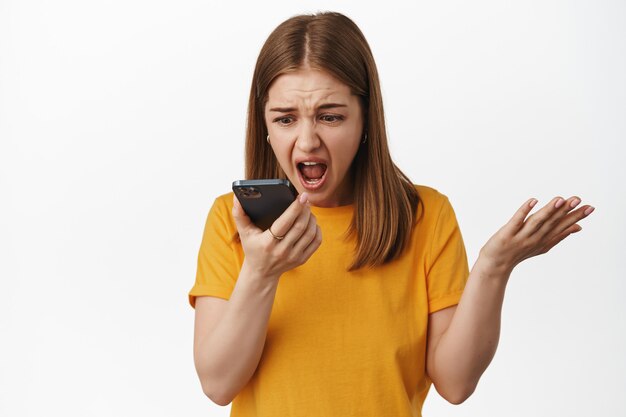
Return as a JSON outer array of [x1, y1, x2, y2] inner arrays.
[[300, 164, 326, 179]]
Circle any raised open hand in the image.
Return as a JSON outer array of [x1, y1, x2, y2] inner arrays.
[[479, 196, 595, 275]]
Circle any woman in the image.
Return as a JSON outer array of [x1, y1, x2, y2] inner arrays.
[[189, 12, 593, 416]]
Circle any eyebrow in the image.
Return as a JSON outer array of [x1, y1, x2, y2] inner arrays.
[[268, 103, 348, 112]]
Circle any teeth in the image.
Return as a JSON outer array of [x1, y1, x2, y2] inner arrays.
[[302, 161, 318, 166]]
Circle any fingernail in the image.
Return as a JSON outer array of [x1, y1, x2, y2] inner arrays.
[[554, 198, 564, 209], [584, 206, 595, 216], [529, 198, 538, 208], [570, 198, 581, 208], [299, 193, 308, 204]]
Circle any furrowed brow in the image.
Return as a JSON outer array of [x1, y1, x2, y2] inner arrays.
[[268, 103, 347, 113], [317, 103, 347, 110], [268, 107, 297, 113]]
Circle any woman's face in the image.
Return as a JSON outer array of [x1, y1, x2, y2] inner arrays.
[[264, 68, 364, 207]]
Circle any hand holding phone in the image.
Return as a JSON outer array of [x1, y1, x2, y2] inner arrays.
[[232, 179, 298, 230], [231, 180, 322, 280]]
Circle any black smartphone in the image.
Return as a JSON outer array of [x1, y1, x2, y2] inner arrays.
[[232, 179, 298, 230]]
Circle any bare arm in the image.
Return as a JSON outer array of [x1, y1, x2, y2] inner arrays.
[[426, 195, 594, 404], [193, 193, 321, 405], [193, 266, 279, 406], [425, 260, 507, 404]]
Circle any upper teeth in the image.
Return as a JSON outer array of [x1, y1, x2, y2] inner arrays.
[[302, 162, 318, 165]]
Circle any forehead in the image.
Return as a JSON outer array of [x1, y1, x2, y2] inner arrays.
[[266, 69, 354, 106]]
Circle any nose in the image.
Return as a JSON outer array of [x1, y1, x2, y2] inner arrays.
[[295, 120, 321, 153]]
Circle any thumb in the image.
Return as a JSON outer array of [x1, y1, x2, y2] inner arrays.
[[232, 194, 257, 237]]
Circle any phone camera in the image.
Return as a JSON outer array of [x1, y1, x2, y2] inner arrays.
[[240, 187, 261, 199]]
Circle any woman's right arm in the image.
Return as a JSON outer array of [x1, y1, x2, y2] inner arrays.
[[193, 193, 320, 406], [193, 268, 279, 406]]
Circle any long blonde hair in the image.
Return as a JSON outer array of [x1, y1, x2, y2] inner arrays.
[[245, 12, 420, 270]]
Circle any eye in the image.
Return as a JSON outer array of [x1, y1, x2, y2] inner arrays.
[[320, 114, 343, 123], [273, 116, 294, 126]]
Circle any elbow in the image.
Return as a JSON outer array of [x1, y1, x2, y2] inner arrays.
[[208, 393, 232, 407], [436, 382, 477, 405], [445, 390, 472, 405], [195, 360, 236, 406], [201, 382, 234, 407], [211, 396, 233, 407]]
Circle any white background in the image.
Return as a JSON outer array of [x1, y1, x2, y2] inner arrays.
[[1, 0, 624, 416]]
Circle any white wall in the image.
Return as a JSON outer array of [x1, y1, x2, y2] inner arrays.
[[1, 1, 624, 416]]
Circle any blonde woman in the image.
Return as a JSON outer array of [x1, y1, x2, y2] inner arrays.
[[189, 12, 593, 417]]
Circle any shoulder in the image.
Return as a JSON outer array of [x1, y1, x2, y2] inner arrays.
[[203, 192, 236, 232], [213, 191, 235, 212], [414, 184, 447, 201], [412, 184, 461, 232], [413, 184, 451, 213]]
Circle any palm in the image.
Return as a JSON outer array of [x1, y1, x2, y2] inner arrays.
[[480, 196, 594, 273]]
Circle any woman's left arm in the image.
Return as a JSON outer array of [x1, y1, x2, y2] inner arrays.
[[426, 195, 595, 404]]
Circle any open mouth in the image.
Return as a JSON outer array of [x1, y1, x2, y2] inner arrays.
[[297, 161, 328, 189]]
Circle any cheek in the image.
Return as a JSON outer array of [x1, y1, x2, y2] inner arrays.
[[331, 138, 361, 173], [268, 138, 294, 169], [343, 123, 363, 151]]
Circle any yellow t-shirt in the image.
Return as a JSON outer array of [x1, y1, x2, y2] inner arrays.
[[189, 185, 469, 417]]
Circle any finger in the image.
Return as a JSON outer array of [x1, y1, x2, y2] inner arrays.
[[519, 196, 567, 237], [536, 223, 583, 256], [544, 203, 594, 239], [505, 198, 538, 233], [301, 225, 323, 260], [291, 213, 318, 254], [232, 194, 258, 237], [536, 196, 581, 236], [268, 192, 310, 239], [276, 201, 312, 247]]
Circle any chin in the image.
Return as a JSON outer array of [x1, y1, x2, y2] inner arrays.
[[308, 189, 346, 208]]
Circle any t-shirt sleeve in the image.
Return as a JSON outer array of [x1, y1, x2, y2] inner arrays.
[[188, 196, 240, 308], [425, 195, 469, 313]]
